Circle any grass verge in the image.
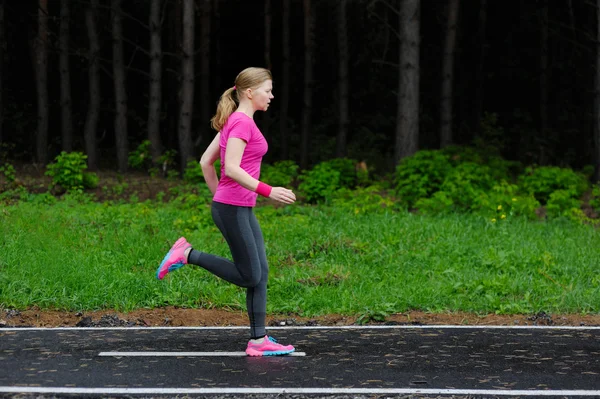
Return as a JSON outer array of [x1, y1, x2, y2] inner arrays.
[[1, 197, 599, 317]]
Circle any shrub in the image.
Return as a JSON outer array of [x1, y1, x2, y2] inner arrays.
[[590, 184, 600, 212], [438, 162, 496, 210], [414, 191, 454, 215], [45, 151, 98, 192], [331, 185, 400, 214], [0, 163, 16, 183], [322, 158, 359, 189], [546, 189, 583, 219], [395, 150, 452, 207], [440, 145, 518, 182], [128, 140, 152, 171], [183, 160, 204, 184], [260, 160, 299, 188], [298, 163, 341, 203], [518, 166, 589, 204], [472, 181, 540, 220]]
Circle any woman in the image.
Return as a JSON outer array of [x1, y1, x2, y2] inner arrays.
[[156, 67, 297, 357]]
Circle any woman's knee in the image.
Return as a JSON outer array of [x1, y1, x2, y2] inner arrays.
[[240, 269, 262, 287]]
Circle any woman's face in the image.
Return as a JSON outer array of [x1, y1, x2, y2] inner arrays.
[[250, 80, 274, 111]]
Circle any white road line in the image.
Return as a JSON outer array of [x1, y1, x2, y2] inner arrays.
[[98, 351, 306, 357], [2, 325, 600, 331], [1, 387, 600, 396]]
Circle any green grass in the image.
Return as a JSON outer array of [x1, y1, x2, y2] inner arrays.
[[1, 196, 599, 316]]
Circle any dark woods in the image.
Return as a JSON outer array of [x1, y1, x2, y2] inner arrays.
[[2, 0, 600, 177]]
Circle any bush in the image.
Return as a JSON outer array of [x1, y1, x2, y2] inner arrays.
[[298, 163, 341, 203], [440, 145, 518, 182], [183, 160, 204, 184], [590, 184, 600, 212], [414, 191, 454, 215], [518, 166, 589, 204], [546, 189, 583, 219], [45, 151, 98, 192], [438, 162, 496, 211], [471, 181, 540, 220], [322, 158, 360, 189], [331, 185, 400, 214], [395, 150, 452, 207], [260, 160, 299, 188], [0, 163, 16, 183], [128, 140, 153, 171]]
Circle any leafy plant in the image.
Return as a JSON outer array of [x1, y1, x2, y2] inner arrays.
[[518, 166, 589, 204], [298, 162, 341, 203], [45, 151, 98, 192], [183, 160, 204, 184], [438, 162, 496, 211], [322, 158, 359, 189], [260, 160, 299, 188], [590, 184, 600, 212], [545, 189, 582, 219], [0, 163, 16, 183], [414, 191, 454, 215], [395, 150, 453, 207], [331, 185, 400, 214], [472, 181, 540, 220], [128, 140, 153, 171]]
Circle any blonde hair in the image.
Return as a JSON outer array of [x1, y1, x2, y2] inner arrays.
[[210, 67, 273, 131]]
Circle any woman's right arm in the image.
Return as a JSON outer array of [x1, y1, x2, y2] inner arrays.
[[200, 133, 221, 195]]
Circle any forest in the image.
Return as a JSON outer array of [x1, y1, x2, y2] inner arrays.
[[1, 0, 600, 179]]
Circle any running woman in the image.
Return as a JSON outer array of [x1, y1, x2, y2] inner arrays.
[[156, 67, 297, 357]]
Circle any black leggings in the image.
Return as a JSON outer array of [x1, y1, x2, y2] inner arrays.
[[187, 201, 268, 338]]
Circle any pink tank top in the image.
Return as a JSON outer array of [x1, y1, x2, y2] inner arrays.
[[213, 112, 268, 207]]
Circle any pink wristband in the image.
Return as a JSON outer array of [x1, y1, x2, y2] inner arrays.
[[256, 181, 272, 197]]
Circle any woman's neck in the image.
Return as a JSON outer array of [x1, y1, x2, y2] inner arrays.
[[236, 103, 255, 118]]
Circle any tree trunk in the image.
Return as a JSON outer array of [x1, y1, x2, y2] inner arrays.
[[84, 0, 100, 170], [0, 0, 4, 146], [539, 1, 549, 165], [301, 0, 314, 169], [261, 0, 272, 138], [178, 0, 195, 169], [59, 0, 73, 152], [595, 0, 600, 182], [279, 0, 291, 160], [473, 0, 487, 134], [213, 0, 221, 94], [112, 0, 128, 172], [34, 0, 49, 165], [440, 0, 459, 148], [395, 0, 420, 164], [335, 0, 349, 158], [148, 0, 163, 164], [166, 0, 182, 152], [197, 0, 210, 148]]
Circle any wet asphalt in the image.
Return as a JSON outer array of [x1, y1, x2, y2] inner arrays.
[[0, 326, 599, 398]]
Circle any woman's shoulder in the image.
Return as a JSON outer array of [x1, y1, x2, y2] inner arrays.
[[224, 112, 253, 130], [222, 113, 258, 141]]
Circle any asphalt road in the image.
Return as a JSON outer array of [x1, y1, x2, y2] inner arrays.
[[0, 326, 599, 398]]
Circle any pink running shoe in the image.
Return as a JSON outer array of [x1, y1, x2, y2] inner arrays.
[[156, 237, 192, 280], [246, 336, 295, 356]]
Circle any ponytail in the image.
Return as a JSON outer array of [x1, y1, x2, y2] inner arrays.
[[210, 87, 237, 131], [210, 67, 273, 131]]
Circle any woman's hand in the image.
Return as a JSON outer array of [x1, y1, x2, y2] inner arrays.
[[269, 187, 296, 204]]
